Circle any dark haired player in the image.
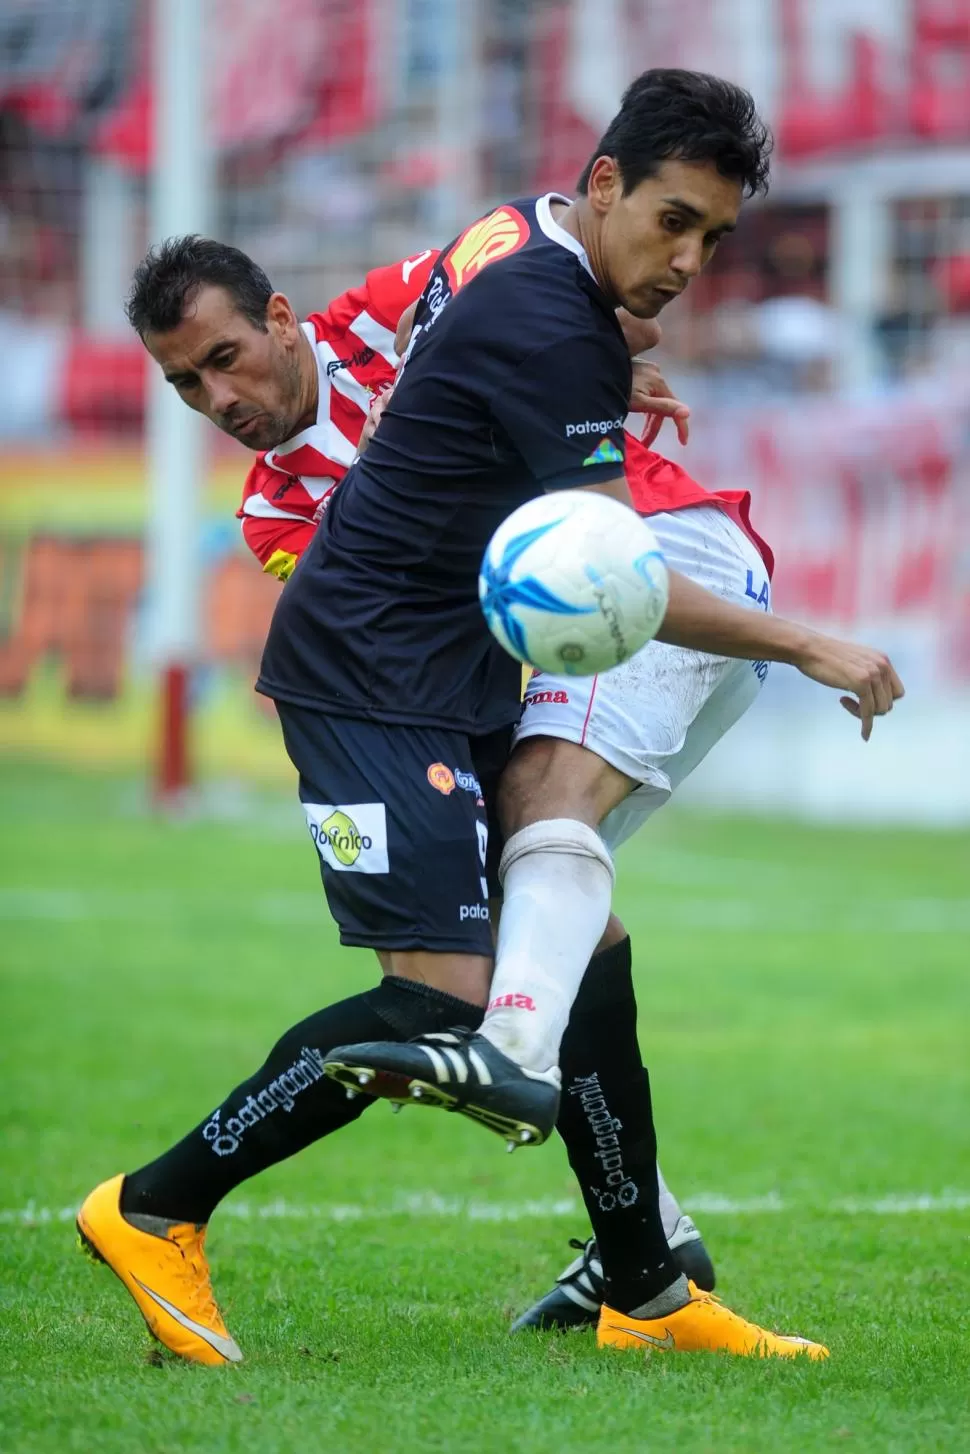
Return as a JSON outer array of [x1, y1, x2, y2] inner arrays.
[[78, 70, 900, 1366]]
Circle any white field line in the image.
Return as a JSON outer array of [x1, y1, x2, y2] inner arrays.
[[2, 887, 969, 933], [6, 1190, 970, 1229]]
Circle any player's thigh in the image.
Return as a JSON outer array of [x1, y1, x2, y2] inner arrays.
[[513, 642, 722, 803], [599, 653, 764, 852], [498, 734, 636, 835], [514, 505, 772, 853], [276, 702, 494, 956]]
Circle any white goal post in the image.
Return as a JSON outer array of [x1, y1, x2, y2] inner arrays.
[[146, 0, 211, 803]]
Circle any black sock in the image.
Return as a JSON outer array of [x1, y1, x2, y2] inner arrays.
[[121, 977, 483, 1224], [556, 937, 678, 1313]]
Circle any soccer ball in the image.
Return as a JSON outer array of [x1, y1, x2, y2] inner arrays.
[[479, 490, 669, 676]]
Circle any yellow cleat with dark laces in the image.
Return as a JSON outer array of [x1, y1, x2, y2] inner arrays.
[[77, 1174, 242, 1366], [598, 1281, 828, 1360]]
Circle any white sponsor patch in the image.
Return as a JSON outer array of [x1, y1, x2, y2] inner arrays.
[[303, 802, 389, 874]]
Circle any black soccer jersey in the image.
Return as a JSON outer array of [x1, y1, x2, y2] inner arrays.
[[257, 193, 631, 734]]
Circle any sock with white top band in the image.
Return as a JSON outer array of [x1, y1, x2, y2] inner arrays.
[[479, 818, 615, 1072]]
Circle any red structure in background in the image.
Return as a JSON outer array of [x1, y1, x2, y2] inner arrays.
[[778, 0, 970, 158], [530, 5, 598, 196], [527, 0, 970, 192], [92, 0, 380, 173], [0, 535, 278, 702]]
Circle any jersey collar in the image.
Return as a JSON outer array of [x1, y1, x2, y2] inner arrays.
[[535, 192, 596, 282]]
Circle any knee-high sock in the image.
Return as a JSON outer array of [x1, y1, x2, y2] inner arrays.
[[480, 819, 614, 1071], [556, 937, 681, 1312], [122, 978, 484, 1224]]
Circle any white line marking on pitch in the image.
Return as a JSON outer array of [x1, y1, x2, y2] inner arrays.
[[2, 886, 969, 933], [5, 1190, 970, 1228]]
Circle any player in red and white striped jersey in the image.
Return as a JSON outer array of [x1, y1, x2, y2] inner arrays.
[[234, 247, 776, 586], [236, 250, 437, 580]]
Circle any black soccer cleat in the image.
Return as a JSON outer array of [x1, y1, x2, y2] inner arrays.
[[322, 1030, 561, 1148], [510, 1222, 716, 1333], [666, 1212, 717, 1292], [510, 1238, 605, 1333]]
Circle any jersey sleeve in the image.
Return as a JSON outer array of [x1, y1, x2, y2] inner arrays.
[[240, 513, 315, 581], [307, 250, 440, 344], [236, 455, 330, 581], [489, 333, 630, 490], [362, 250, 441, 329]]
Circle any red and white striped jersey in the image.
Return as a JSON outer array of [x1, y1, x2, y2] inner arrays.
[[236, 249, 438, 580], [237, 248, 772, 580]]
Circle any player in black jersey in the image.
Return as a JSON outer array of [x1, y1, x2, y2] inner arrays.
[[310, 71, 899, 1359], [78, 70, 898, 1366]]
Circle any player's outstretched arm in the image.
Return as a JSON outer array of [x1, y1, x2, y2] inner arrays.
[[657, 569, 904, 740]]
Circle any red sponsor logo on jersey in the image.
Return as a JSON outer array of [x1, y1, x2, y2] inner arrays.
[[524, 690, 570, 707], [443, 206, 530, 292], [486, 992, 537, 1013], [427, 762, 456, 795]]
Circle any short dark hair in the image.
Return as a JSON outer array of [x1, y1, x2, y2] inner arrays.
[[125, 235, 274, 338], [577, 68, 772, 199]]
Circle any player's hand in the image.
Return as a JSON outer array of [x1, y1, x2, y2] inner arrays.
[[630, 359, 690, 446], [394, 301, 419, 358], [617, 310, 663, 356], [359, 386, 394, 453], [791, 633, 905, 741]]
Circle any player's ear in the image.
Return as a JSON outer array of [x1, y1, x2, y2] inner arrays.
[[265, 291, 299, 341], [585, 156, 620, 216]]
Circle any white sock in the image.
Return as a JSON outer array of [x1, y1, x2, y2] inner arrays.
[[480, 818, 615, 1072], [656, 1162, 683, 1242]]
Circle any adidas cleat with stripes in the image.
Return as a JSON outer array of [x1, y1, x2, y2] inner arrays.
[[510, 1222, 716, 1333], [322, 1030, 561, 1147]]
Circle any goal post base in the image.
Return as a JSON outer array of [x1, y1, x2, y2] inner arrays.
[[155, 663, 192, 804]]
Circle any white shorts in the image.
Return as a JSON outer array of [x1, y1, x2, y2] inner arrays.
[[512, 504, 772, 853]]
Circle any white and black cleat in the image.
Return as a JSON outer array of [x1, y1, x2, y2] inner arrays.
[[665, 1213, 716, 1291], [510, 1238, 605, 1333], [509, 1224, 716, 1333], [322, 1030, 561, 1146]]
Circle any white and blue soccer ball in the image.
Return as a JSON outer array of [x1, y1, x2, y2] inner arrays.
[[479, 490, 669, 676]]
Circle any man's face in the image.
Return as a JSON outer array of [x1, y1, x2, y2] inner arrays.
[[590, 157, 743, 319], [144, 286, 306, 451]]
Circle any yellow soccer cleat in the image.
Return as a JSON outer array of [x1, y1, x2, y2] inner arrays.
[[598, 1282, 829, 1361], [77, 1174, 242, 1367]]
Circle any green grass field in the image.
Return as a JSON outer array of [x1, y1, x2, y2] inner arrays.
[[2, 763, 968, 1452]]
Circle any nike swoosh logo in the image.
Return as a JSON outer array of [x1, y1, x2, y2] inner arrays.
[[133, 1275, 243, 1362], [609, 1324, 676, 1349]]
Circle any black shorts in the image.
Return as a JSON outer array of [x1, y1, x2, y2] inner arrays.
[[277, 702, 512, 954]]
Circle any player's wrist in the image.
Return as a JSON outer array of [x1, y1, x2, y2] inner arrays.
[[765, 618, 817, 668]]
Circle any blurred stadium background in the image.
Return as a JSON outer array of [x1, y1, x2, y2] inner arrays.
[[3, 9, 969, 1445], [0, 0, 969, 818]]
